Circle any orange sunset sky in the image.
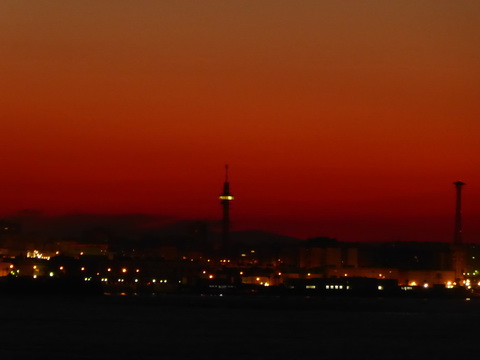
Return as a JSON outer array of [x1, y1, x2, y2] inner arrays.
[[1, 1, 479, 241]]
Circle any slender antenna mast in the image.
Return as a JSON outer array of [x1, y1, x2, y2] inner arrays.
[[219, 164, 234, 256]]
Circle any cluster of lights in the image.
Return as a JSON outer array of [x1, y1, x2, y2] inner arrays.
[[220, 259, 230, 263], [325, 285, 350, 290], [401, 281, 462, 290], [26, 250, 50, 260], [9, 265, 19, 276], [182, 256, 195, 262]]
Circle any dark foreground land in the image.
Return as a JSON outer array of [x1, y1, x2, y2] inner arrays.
[[0, 294, 479, 359]]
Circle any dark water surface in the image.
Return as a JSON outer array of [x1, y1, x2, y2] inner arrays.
[[0, 295, 478, 359]]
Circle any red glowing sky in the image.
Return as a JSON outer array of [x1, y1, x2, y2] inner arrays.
[[1, 1, 479, 241]]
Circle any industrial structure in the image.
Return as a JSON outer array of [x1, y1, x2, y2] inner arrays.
[[452, 181, 466, 281], [219, 164, 234, 255]]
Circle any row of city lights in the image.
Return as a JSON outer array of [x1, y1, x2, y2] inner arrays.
[[8, 264, 480, 289], [12, 271, 480, 289], [97, 278, 169, 283]]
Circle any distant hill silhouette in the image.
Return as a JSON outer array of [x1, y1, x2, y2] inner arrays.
[[1, 212, 302, 249]]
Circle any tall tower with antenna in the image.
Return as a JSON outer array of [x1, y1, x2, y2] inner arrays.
[[219, 164, 234, 255], [452, 181, 466, 282]]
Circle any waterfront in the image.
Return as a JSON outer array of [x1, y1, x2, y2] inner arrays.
[[0, 294, 479, 359]]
